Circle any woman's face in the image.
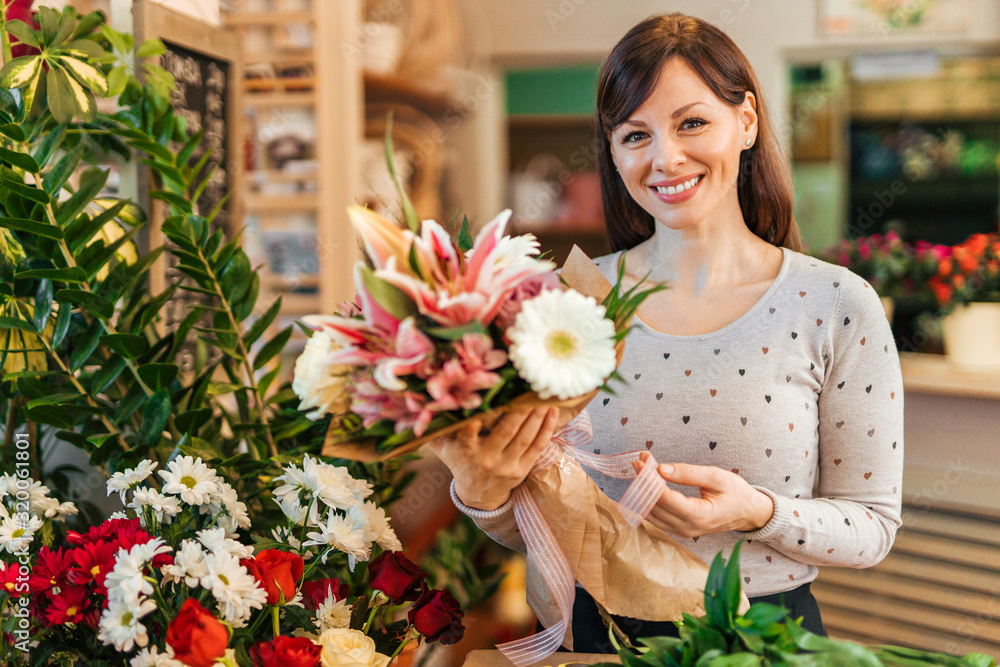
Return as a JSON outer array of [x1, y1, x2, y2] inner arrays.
[[608, 58, 757, 233]]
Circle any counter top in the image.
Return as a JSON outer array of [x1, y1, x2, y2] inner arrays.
[[899, 352, 1000, 399]]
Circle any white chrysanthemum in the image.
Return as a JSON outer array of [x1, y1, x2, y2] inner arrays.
[[160, 539, 207, 587], [349, 502, 400, 553], [270, 527, 313, 561], [304, 456, 368, 510], [129, 646, 185, 667], [108, 461, 158, 503], [201, 550, 267, 627], [200, 481, 251, 535], [45, 501, 79, 522], [0, 474, 13, 501], [508, 289, 616, 400], [317, 597, 352, 631], [196, 526, 254, 559], [305, 512, 370, 564], [159, 456, 219, 506], [108, 510, 130, 520], [293, 329, 352, 420], [0, 514, 42, 554], [105, 545, 155, 605], [97, 596, 157, 652], [130, 488, 181, 525]]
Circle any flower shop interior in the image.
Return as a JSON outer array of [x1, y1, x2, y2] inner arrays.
[[2, 0, 1000, 665]]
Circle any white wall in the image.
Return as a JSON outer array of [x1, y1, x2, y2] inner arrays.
[[473, 0, 1000, 147]]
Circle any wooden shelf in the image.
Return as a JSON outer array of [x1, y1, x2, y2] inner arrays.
[[899, 351, 1000, 399], [244, 91, 316, 107], [245, 77, 316, 92], [364, 71, 463, 113], [249, 169, 318, 183], [246, 194, 319, 211], [224, 10, 313, 26], [242, 51, 314, 68]]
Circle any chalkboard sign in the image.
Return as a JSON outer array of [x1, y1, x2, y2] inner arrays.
[[161, 41, 232, 231], [134, 1, 243, 372]]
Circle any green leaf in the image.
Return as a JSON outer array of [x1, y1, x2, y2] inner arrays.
[[69, 318, 103, 371], [107, 65, 128, 98], [0, 173, 50, 204], [175, 408, 213, 434], [207, 382, 245, 395], [253, 326, 292, 371], [16, 266, 87, 283], [424, 320, 488, 340], [24, 403, 76, 429], [384, 112, 420, 232], [90, 355, 126, 393], [358, 265, 417, 321], [139, 388, 171, 448], [129, 139, 174, 164], [63, 38, 104, 60], [65, 200, 131, 252], [55, 55, 108, 97], [137, 363, 178, 390], [1, 217, 63, 240], [150, 189, 191, 212], [78, 222, 140, 280], [46, 66, 78, 124], [136, 38, 166, 59], [51, 302, 71, 347], [33, 279, 53, 332], [0, 123, 26, 141], [55, 166, 109, 226], [5, 20, 40, 48], [0, 316, 35, 333], [243, 298, 281, 347], [56, 289, 114, 320], [43, 141, 84, 194], [724, 541, 744, 626], [0, 145, 40, 172], [457, 214, 473, 252], [99, 24, 128, 54], [51, 8, 76, 49], [100, 333, 147, 359], [0, 56, 41, 89], [71, 12, 105, 40]]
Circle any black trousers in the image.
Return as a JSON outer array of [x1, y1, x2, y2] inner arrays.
[[542, 582, 827, 653]]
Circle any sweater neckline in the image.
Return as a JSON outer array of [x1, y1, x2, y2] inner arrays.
[[615, 246, 792, 342]]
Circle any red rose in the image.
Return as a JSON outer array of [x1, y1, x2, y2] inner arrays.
[[242, 550, 304, 605], [250, 635, 321, 667], [301, 578, 350, 610], [166, 598, 229, 667], [367, 551, 425, 604], [408, 586, 464, 645]]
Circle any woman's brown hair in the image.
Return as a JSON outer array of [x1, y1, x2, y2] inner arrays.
[[596, 12, 802, 253]]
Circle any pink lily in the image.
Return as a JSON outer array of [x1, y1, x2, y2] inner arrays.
[[347, 206, 416, 274], [372, 317, 437, 391], [426, 358, 501, 412]]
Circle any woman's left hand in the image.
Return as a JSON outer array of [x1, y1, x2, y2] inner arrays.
[[633, 452, 775, 537]]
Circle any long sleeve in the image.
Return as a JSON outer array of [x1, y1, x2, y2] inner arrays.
[[450, 480, 527, 554], [734, 268, 904, 568]]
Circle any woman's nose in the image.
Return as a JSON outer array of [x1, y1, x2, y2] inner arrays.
[[652, 134, 685, 172]]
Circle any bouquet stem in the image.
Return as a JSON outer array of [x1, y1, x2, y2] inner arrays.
[[271, 605, 280, 638]]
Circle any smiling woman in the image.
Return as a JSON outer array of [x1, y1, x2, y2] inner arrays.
[[452, 12, 905, 653]]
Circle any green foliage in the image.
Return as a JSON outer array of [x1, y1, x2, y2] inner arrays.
[[597, 541, 997, 667]]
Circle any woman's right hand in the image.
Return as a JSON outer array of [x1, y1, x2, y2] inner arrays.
[[427, 406, 560, 511]]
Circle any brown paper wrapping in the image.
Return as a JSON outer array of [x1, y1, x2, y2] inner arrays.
[[322, 245, 749, 648]]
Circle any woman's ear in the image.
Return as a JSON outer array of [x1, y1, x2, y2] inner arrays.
[[741, 91, 759, 143]]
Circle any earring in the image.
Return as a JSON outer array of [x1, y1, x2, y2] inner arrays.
[[745, 138, 752, 147]]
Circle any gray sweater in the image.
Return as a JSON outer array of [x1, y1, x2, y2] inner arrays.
[[451, 246, 904, 598]]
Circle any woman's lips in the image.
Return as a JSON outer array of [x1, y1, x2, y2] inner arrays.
[[650, 174, 704, 204]]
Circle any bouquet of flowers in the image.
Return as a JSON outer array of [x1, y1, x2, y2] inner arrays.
[[291, 130, 745, 664], [927, 232, 1000, 315], [818, 231, 919, 300], [4, 454, 463, 667]]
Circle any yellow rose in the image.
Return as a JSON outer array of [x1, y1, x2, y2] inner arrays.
[[319, 628, 391, 667]]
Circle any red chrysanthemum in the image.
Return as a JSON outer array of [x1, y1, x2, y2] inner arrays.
[[28, 547, 74, 596], [45, 587, 90, 626]]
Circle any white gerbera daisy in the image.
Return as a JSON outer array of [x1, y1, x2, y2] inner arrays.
[[317, 597, 352, 631], [201, 550, 267, 626], [108, 460, 158, 503], [304, 512, 370, 564], [0, 514, 42, 554], [196, 526, 254, 559], [293, 329, 353, 420], [97, 596, 158, 652], [508, 289, 617, 400], [130, 646, 185, 667], [130, 489, 181, 525], [161, 539, 208, 587], [158, 456, 219, 506], [200, 481, 251, 535], [105, 545, 155, 605]]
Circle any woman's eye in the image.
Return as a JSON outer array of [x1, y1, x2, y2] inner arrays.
[[682, 117, 706, 130], [622, 131, 646, 144]]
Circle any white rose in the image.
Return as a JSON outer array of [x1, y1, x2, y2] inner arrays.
[[319, 628, 391, 667], [292, 330, 353, 420]]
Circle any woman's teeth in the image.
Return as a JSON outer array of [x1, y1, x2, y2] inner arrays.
[[655, 175, 702, 195]]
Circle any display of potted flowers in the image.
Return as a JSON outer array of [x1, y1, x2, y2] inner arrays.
[[927, 232, 1000, 369], [1, 454, 464, 667]]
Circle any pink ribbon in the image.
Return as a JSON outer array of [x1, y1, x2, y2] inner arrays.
[[496, 410, 665, 665]]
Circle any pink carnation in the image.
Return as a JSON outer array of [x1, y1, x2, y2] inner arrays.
[[495, 271, 564, 329]]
